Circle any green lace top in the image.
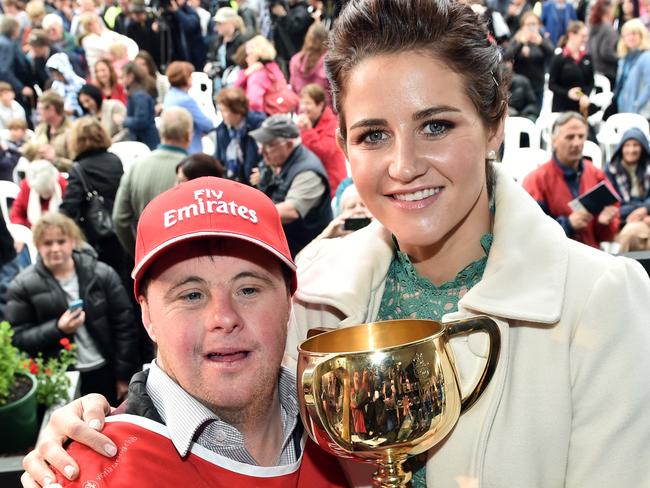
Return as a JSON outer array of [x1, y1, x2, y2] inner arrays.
[[375, 233, 493, 487]]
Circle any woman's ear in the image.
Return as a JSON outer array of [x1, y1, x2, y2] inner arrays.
[[487, 111, 507, 155]]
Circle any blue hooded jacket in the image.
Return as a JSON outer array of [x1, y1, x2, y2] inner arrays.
[[604, 127, 650, 221]]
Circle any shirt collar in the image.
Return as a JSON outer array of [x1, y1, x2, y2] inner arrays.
[[157, 144, 188, 155], [146, 360, 299, 458]]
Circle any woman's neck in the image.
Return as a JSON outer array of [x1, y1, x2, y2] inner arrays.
[[398, 187, 492, 286]]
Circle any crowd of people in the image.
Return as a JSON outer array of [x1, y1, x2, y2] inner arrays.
[[0, 0, 645, 487]]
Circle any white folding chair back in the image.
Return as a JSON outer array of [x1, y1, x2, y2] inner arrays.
[[189, 72, 218, 123], [597, 112, 650, 161], [593, 73, 612, 96], [498, 147, 550, 183], [582, 140, 604, 169], [7, 223, 37, 264], [503, 117, 541, 161], [108, 141, 151, 173], [535, 112, 562, 151], [0, 180, 20, 223]]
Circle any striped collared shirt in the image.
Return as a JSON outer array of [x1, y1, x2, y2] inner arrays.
[[146, 360, 300, 465]]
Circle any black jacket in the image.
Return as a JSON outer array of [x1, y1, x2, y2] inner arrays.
[[5, 248, 139, 381], [549, 51, 595, 113], [272, 1, 313, 62], [59, 149, 123, 236]]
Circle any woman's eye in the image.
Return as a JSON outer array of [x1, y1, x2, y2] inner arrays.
[[423, 121, 451, 136], [361, 130, 387, 144]]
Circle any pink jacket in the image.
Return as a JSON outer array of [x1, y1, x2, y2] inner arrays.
[[234, 61, 286, 113], [289, 52, 332, 106]]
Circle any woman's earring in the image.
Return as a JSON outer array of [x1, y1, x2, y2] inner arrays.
[[486, 150, 497, 161]]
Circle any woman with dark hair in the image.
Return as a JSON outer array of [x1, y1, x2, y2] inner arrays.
[[588, 0, 619, 88], [214, 86, 265, 183], [118, 62, 159, 150], [19, 1, 650, 487], [295, 83, 347, 196], [134, 51, 169, 109], [289, 23, 332, 106], [77, 84, 127, 141], [548, 20, 596, 114], [59, 116, 127, 279], [175, 153, 224, 183], [93, 58, 127, 106]]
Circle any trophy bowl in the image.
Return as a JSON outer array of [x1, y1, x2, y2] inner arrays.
[[297, 317, 500, 487]]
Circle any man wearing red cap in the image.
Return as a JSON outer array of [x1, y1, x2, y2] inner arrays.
[[21, 177, 346, 487]]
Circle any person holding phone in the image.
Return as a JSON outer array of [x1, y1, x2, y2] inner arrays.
[[308, 178, 373, 243], [5, 213, 139, 405]]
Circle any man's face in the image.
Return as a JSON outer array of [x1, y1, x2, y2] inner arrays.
[[552, 118, 587, 169], [261, 138, 294, 168], [31, 45, 49, 58], [37, 102, 58, 124], [140, 239, 291, 419]]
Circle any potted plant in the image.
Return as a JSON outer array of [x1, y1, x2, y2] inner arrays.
[[0, 321, 37, 454]]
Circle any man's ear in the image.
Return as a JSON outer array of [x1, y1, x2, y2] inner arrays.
[[139, 296, 157, 343]]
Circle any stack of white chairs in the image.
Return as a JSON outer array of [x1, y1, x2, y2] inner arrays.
[[108, 141, 151, 174], [535, 111, 562, 152], [588, 73, 614, 132]]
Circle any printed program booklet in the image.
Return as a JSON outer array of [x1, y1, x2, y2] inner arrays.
[[568, 181, 621, 215]]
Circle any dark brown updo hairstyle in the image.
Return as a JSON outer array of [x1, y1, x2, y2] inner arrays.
[[325, 0, 509, 197]]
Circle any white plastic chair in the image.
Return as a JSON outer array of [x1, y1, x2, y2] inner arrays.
[[7, 223, 37, 264], [582, 140, 604, 169], [189, 71, 218, 123], [498, 147, 550, 183], [201, 134, 215, 155], [0, 180, 20, 223], [535, 112, 562, 152], [597, 113, 650, 161], [108, 141, 151, 173], [503, 117, 541, 161]]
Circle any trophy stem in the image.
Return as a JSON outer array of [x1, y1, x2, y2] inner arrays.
[[373, 455, 411, 487]]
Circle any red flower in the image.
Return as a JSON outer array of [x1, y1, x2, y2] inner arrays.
[[29, 359, 39, 375], [59, 338, 72, 350]]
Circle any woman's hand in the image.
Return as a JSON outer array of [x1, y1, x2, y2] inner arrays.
[[57, 309, 85, 335], [568, 87, 584, 101], [578, 94, 590, 110], [295, 113, 313, 131], [245, 62, 263, 76], [21, 394, 115, 486], [317, 215, 351, 240]]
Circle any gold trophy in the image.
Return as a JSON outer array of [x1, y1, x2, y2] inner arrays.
[[297, 317, 500, 487]]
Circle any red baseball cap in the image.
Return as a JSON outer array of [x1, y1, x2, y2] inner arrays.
[[132, 177, 296, 297]]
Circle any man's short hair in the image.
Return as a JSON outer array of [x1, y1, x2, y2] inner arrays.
[[38, 90, 65, 115], [215, 87, 249, 117], [0, 81, 13, 93], [0, 16, 20, 38], [551, 111, 587, 139], [158, 107, 193, 142]]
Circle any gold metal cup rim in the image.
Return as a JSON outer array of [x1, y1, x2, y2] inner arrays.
[[298, 319, 445, 356]]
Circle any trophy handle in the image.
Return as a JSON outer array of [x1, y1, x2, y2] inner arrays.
[[446, 316, 501, 412]]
